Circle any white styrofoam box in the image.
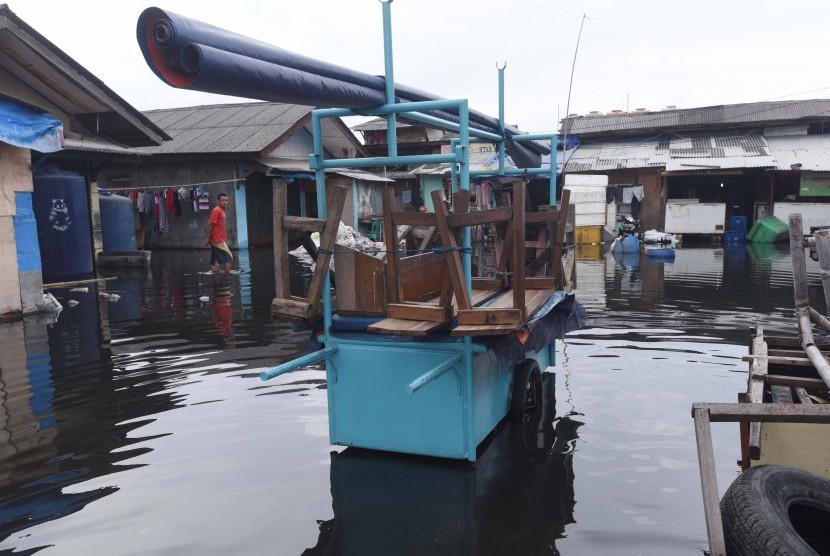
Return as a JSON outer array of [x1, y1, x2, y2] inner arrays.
[[564, 174, 608, 187], [665, 203, 725, 234], [773, 203, 830, 234], [565, 186, 607, 203], [573, 203, 608, 226]]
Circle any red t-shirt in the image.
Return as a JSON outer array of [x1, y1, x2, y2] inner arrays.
[[208, 206, 227, 243]]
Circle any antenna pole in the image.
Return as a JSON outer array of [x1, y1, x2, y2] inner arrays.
[[561, 14, 586, 186]]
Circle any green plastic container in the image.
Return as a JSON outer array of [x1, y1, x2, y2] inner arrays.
[[746, 216, 789, 243]]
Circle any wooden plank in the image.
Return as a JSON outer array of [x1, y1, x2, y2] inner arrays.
[[386, 303, 451, 322], [283, 215, 325, 233], [767, 374, 829, 389], [368, 318, 446, 336], [743, 355, 826, 368], [457, 308, 523, 326], [333, 246, 386, 315], [306, 185, 349, 306], [390, 212, 437, 227], [770, 385, 794, 404], [553, 189, 571, 288], [273, 179, 290, 299], [794, 387, 814, 405], [451, 322, 522, 337], [431, 190, 471, 310], [692, 402, 830, 423], [417, 226, 438, 252], [512, 181, 526, 319], [447, 207, 512, 228], [472, 277, 502, 290], [399, 251, 445, 302], [271, 297, 321, 322], [525, 288, 555, 318], [747, 327, 767, 460], [470, 289, 502, 306], [383, 188, 402, 304], [693, 407, 727, 556], [765, 335, 830, 349], [525, 276, 556, 290]]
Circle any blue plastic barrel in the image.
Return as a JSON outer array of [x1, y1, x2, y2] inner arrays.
[[99, 192, 137, 252], [32, 166, 93, 281]]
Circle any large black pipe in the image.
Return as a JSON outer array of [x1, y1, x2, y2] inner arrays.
[[136, 7, 547, 166]]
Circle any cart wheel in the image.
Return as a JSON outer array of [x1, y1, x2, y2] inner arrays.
[[510, 359, 543, 421]]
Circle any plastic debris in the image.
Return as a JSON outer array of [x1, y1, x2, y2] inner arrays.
[[70, 287, 89, 292], [67, 299, 79, 307], [99, 292, 121, 302], [199, 295, 210, 302]]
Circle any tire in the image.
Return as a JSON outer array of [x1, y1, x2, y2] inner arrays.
[[720, 464, 830, 556], [510, 359, 542, 421]]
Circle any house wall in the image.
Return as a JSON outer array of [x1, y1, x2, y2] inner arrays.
[[0, 143, 38, 317], [603, 169, 663, 230], [0, 67, 72, 128], [97, 161, 239, 249], [420, 175, 445, 212]]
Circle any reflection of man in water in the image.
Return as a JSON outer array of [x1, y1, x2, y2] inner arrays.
[[205, 193, 232, 274], [212, 292, 235, 348]]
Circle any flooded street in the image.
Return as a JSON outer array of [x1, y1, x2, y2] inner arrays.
[[0, 245, 825, 555]]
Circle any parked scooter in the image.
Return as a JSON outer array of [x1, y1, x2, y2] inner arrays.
[[616, 214, 641, 239]]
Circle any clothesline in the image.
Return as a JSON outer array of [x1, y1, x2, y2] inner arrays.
[[101, 177, 245, 192]]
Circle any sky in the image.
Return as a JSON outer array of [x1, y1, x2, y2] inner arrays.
[[9, 0, 830, 133]]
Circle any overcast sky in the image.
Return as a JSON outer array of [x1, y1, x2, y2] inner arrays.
[[10, 0, 830, 133]]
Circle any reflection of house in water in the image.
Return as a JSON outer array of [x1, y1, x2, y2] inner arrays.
[[304, 377, 580, 555]]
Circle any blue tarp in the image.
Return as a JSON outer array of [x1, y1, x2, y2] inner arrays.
[[0, 97, 63, 153], [136, 7, 547, 168]]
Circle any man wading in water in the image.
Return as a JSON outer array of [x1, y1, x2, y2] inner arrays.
[[205, 192, 233, 274]]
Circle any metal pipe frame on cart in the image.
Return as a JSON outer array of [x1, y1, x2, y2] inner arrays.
[[691, 402, 830, 556]]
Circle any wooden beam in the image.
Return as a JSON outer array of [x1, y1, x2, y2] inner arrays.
[[431, 190, 471, 310], [273, 179, 289, 299], [391, 212, 437, 227], [283, 216, 325, 233], [386, 303, 451, 322], [383, 188, 403, 304], [693, 406, 727, 556], [448, 207, 513, 228], [457, 308, 523, 326], [306, 185, 348, 307], [693, 402, 830, 423], [512, 181, 526, 319]]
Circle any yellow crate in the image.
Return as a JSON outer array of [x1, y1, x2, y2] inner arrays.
[[575, 243, 602, 259], [575, 225, 602, 244]]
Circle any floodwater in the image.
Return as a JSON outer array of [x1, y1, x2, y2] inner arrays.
[[0, 243, 826, 555]]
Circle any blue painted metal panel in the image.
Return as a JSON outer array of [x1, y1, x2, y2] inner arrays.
[[328, 340, 469, 459], [234, 184, 248, 249], [13, 192, 42, 272]]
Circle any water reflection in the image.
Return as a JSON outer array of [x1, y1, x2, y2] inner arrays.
[[0, 242, 825, 554], [305, 376, 581, 556]]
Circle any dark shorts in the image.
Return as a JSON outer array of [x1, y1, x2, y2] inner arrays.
[[210, 242, 233, 266]]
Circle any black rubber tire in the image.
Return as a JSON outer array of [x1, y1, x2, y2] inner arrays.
[[720, 464, 830, 556], [510, 359, 542, 421]]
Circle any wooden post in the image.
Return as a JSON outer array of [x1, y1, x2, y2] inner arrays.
[[692, 406, 726, 556], [273, 179, 289, 299], [789, 214, 810, 310], [511, 181, 526, 318], [383, 188, 402, 304], [306, 185, 348, 306], [431, 190, 472, 311]]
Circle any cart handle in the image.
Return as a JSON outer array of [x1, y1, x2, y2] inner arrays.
[[260, 346, 339, 381], [407, 353, 464, 394]]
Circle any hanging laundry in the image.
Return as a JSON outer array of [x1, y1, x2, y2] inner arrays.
[[622, 185, 644, 204], [154, 192, 160, 219], [191, 188, 198, 212], [197, 186, 210, 212], [158, 196, 170, 232], [165, 188, 176, 214]]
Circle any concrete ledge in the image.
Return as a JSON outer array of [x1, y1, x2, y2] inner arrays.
[[97, 250, 151, 268]]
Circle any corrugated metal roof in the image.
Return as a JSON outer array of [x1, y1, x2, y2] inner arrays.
[[411, 150, 517, 175], [766, 134, 830, 171], [352, 117, 413, 131], [565, 133, 775, 172], [563, 100, 830, 137], [564, 138, 667, 172], [64, 135, 140, 155], [138, 102, 312, 155], [256, 157, 391, 182]]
